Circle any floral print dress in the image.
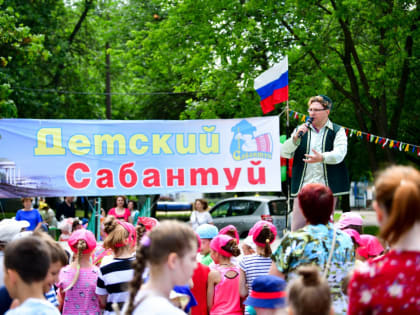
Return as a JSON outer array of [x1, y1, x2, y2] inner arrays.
[[348, 250, 420, 315], [57, 265, 101, 315], [272, 223, 355, 314]]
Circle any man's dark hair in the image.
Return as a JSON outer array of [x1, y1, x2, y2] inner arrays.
[[4, 236, 51, 284]]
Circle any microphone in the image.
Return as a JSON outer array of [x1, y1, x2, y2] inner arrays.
[[297, 117, 314, 138]]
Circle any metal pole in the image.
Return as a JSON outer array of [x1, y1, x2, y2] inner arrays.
[[96, 197, 101, 241], [285, 100, 291, 233]]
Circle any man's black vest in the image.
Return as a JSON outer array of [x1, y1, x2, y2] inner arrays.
[[291, 123, 349, 197]]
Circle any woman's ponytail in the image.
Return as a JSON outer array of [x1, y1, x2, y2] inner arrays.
[[380, 180, 420, 245], [255, 225, 274, 257]]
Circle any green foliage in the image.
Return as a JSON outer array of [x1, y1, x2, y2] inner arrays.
[[0, 3, 46, 117], [363, 225, 380, 236], [0, 0, 418, 177]]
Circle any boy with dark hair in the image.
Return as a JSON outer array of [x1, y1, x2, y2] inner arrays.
[[32, 230, 69, 308], [3, 236, 60, 315]]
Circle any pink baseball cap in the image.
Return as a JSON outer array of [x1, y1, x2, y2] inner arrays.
[[210, 234, 235, 257], [137, 217, 159, 231], [336, 212, 363, 229], [68, 229, 97, 254], [342, 228, 362, 245], [356, 234, 384, 259], [249, 221, 277, 247], [219, 225, 239, 244]]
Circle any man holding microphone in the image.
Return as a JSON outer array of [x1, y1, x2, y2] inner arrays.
[[282, 95, 349, 231]]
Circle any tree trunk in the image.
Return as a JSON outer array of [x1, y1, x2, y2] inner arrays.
[[105, 42, 111, 119]]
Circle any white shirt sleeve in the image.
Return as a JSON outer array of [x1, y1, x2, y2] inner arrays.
[[205, 211, 213, 224], [322, 126, 347, 164], [280, 128, 300, 159]]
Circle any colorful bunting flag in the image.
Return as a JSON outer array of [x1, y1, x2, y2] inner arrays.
[[286, 109, 419, 156]]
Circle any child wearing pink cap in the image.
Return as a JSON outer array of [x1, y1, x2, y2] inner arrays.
[[207, 234, 242, 315], [336, 212, 363, 234], [239, 221, 277, 315], [218, 225, 240, 244], [217, 225, 241, 266], [57, 229, 100, 314], [355, 234, 384, 261]]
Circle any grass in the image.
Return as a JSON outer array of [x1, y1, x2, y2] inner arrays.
[[363, 225, 380, 236], [1, 209, 86, 219], [333, 212, 342, 221], [0, 212, 16, 219], [156, 212, 190, 222]]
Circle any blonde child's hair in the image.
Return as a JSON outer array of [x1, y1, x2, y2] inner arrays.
[[125, 221, 196, 315], [135, 225, 147, 247], [287, 265, 331, 315], [63, 240, 87, 292], [103, 216, 130, 255]]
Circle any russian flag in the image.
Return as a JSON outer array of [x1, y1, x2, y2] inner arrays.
[[254, 57, 288, 114]]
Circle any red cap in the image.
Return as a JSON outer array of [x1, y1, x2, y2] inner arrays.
[[210, 234, 235, 257], [137, 217, 159, 231], [356, 234, 384, 259], [219, 225, 239, 244], [249, 221, 277, 247], [342, 228, 362, 245], [68, 229, 97, 254]]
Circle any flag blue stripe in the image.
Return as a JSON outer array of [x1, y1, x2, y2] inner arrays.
[[256, 71, 288, 100]]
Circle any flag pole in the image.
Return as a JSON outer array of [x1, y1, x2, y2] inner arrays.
[[285, 100, 291, 233], [96, 197, 101, 241]]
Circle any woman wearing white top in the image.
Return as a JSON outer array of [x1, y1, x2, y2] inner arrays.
[[190, 199, 213, 231]]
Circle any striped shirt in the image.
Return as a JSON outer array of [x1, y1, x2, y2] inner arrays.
[[45, 285, 59, 307], [239, 254, 273, 314], [96, 257, 134, 315]]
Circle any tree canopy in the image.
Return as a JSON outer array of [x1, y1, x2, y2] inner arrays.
[[1, 0, 419, 179]]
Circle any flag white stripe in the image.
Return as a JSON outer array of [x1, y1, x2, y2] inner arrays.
[[253, 56, 288, 90]]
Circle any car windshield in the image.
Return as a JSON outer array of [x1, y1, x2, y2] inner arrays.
[[268, 200, 287, 216], [211, 200, 261, 217]]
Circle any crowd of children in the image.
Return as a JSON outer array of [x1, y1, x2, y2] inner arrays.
[[0, 164, 419, 314]]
